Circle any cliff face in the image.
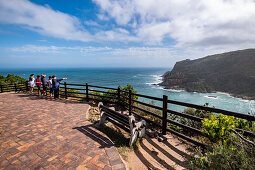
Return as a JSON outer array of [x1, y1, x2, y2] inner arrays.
[[160, 49, 255, 99]]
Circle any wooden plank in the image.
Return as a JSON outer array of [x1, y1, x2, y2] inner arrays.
[[132, 105, 162, 119], [88, 84, 117, 90], [166, 119, 202, 135], [106, 117, 130, 133], [89, 89, 117, 94], [167, 109, 203, 122], [133, 99, 162, 110], [167, 99, 255, 121], [166, 128, 206, 148], [134, 93, 163, 101], [131, 111, 162, 127]]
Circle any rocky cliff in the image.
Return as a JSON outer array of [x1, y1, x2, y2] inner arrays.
[[159, 49, 255, 99]]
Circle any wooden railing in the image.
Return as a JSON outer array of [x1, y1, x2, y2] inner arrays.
[[1, 81, 254, 147]]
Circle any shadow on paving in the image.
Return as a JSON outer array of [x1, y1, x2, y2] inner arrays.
[[17, 93, 88, 105], [73, 124, 114, 149]]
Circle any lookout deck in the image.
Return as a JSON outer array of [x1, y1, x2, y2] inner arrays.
[[0, 93, 126, 170]]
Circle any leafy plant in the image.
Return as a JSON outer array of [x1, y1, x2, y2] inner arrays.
[[202, 114, 236, 144], [202, 114, 254, 144]]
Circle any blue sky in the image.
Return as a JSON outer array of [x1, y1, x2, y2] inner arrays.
[[0, 0, 255, 68]]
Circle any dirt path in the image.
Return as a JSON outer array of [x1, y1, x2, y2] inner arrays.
[[127, 135, 191, 170]]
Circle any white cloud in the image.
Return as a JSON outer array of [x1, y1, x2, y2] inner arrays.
[[0, 0, 136, 42], [1, 0, 255, 58], [11, 45, 67, 53], [0, 0, 92, 42], [9, 45, 178, 67], [84, 20, 100, 27], [11, 45, 173, 57], [94, 0, 255, 48]]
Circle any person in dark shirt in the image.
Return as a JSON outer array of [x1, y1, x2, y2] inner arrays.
[[52, 75, 67, 99], [41, 75, 47, 96]]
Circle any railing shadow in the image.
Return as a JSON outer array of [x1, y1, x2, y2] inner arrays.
[[146, 137, 189, 167], [133, 147, 161, 170], [73, 124, 114, 149], [133, 137, 190, 170], [139, 140, 175, 169]]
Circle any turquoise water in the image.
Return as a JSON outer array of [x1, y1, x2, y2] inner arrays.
[[0, 68, 254, 114]]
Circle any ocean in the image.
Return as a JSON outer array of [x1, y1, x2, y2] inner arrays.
[[0, 68, 254, 114]]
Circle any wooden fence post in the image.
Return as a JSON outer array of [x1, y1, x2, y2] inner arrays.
[[64, 82, 67, 99], [14, 83, 17, 93], [26, 81, 29, 92], [117, 86, 120, 105], [0, 84, 2, 93], [86, 83, 89, 102], [129, 90, 132, 115], [162, 95, 168, 135]]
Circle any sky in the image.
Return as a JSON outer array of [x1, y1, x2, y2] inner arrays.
[[0, 0, 255, 68]]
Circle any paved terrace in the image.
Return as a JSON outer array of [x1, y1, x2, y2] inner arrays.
[[0, 93, 126, 170]]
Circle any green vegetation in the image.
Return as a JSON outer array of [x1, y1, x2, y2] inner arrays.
[[0, 74, 26, 85], [190, 113, 255, 170], [160, 49, 255, 99], [202, 114, 254, 144], [89, 84, 138, 106], [0, 74, 27, 92]]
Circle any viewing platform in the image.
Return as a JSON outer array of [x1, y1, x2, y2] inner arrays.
[[0, 93, 126, 170]]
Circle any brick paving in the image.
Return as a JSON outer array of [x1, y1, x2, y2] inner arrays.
[[0, 93, 126, 170]]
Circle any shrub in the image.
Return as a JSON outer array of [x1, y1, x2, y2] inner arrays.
[[190, 135, 255, 170], [202, 114, 236, 144], [202, 114, 255, 144], [0, 74, 26, 85], [0, 74, 27, 92], [88, 84, 138, 105], [190, 113, 255, 170]]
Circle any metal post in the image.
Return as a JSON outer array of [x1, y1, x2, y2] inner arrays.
[[129, 90, 132, 115], [14, 83, 17, 93], [86, 83, 89, 102], [162, 95, 168, 135], [64, 82, 67, 99]]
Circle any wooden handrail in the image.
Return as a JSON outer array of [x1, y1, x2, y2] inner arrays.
[[2, 81, 254, 147]]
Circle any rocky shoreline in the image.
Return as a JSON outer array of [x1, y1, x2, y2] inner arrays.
[[160, 85, 255, 101], [159, 49, 255, 101]]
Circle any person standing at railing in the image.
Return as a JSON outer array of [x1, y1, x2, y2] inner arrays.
[[41, 75, 47, 96], [52, 75, 67, 99], [36, 75, 41, 96], [48, 76, 53, 97], [28, 74, 35, 94]]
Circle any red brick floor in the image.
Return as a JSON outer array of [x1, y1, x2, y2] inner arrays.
[[0, 93, 126, 170]]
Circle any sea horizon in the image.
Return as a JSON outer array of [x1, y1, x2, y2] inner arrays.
[[0, 67, 254, 115]]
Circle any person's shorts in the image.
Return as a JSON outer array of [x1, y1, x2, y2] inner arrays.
[[37, 86, 41, 91], [43, 85, 47, 91], [50, 88, 54, 94]]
